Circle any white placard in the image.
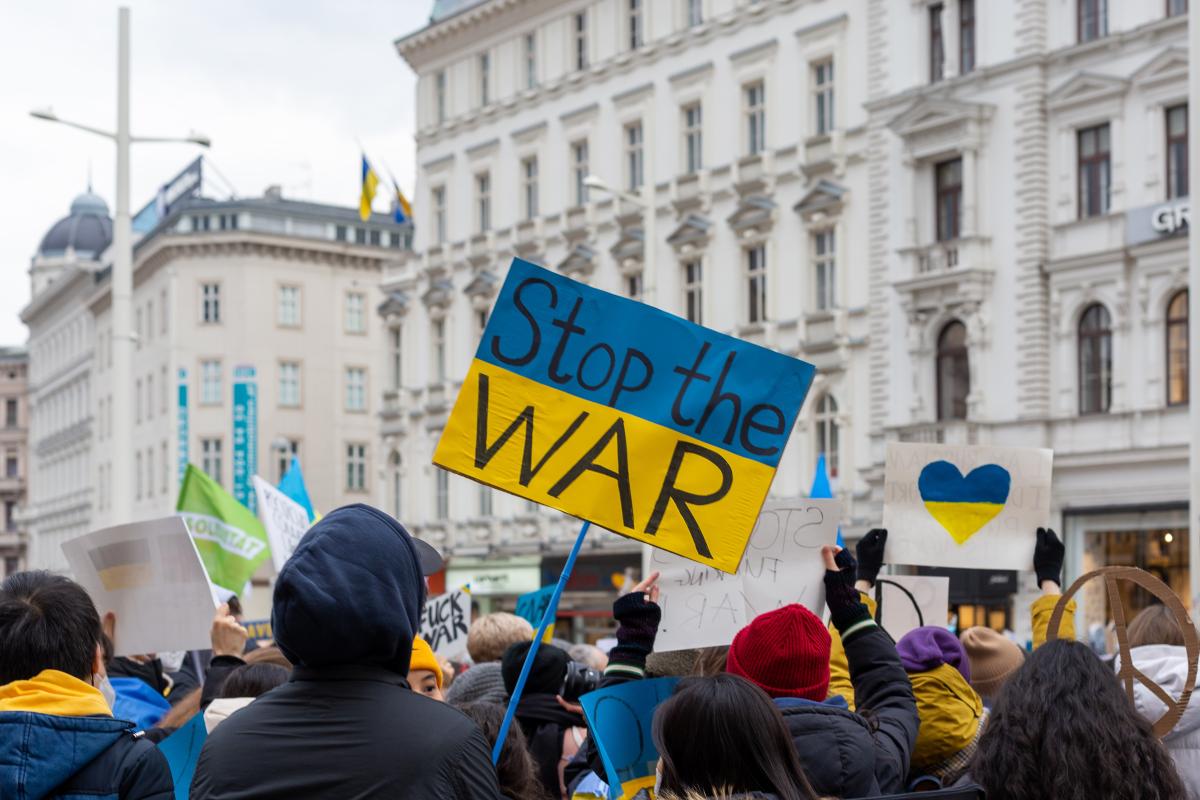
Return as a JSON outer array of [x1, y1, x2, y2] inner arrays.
[[252, 475, 311, 572], [418, 588, 471, 658], [62, 517, 217, 656], [882, 442, 1053, 570], [874, 574, 950, 641], [648, 498, 841, 652]]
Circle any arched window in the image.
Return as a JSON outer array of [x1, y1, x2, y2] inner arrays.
[[1167, 290, 1188, 406], [1078, 304, 1112, 414], [389, 451, 403, 520], [936, 321, 969, 420], [814, 394, 839, 478]]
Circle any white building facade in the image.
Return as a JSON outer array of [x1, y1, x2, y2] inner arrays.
[[388, 0, 874, 624]]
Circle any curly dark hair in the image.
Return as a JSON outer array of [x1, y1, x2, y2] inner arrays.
[[455, 701, 550, 800], [971, 639, 1185, 800]]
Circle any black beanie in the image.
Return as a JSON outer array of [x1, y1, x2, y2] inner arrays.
[[501, 640, 569, 696]]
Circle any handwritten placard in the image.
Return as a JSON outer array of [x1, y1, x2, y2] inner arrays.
[[418, 588, 471, 657], [433, 258, 816, 573], [252, 475, 311, 572], [648, 498, 841, 652], [883, 442, 1053, 570], [580, 677, 680, 799], [874, 574, 950, 640], [515, 585, 557, 642]]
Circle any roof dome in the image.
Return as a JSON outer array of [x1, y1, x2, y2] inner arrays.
[[38, 190, 112, 259]]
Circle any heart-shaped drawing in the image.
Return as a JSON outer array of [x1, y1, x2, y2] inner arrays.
[[917, 461, 1011, 545]]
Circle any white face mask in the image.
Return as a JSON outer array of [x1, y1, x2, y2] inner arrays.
[[96, 675, 116, 710], [653, 760, 663, 798], [158, 650, 186, 673]]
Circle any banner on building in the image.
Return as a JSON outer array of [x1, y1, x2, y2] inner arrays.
[[177, 463, 270, 593], [432, 258, 816, 573], [177, 368, 189, 484], [232, 365, 258, 512]]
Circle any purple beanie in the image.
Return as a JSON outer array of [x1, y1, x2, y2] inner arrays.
[[896, 626, 970, 681]]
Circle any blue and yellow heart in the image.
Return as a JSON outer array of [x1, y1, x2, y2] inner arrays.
[[917, 460, 1011, 545]]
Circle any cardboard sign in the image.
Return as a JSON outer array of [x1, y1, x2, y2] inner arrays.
[[874, 574, 950, 640], [515, 584, 557, 642], [580, 677, 680, 799], [158, 713, 207, 800], [419, 588, 471, 657], [252, 475, 311, 572], [882, 442, 1053, 570], [648, 499, 841, 652], [433, 258, 816, 573], [62, 517, 216, 656]]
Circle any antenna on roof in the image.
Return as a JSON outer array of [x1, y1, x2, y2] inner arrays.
[[87, 160, 93, 193]]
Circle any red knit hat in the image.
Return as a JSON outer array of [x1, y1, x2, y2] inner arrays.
[[726, 604, 832, 701]]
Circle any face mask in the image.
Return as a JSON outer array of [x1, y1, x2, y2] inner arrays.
[[653, 761, 662, 798], [96, 675, 116, 710], [159, 650, 186, 673]]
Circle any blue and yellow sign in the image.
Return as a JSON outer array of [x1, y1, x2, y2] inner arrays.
[[433, 259, 816, 573]]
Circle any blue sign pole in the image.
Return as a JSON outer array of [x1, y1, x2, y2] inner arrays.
[[176, 368, 189, 484], [232, 365, 258, 512]]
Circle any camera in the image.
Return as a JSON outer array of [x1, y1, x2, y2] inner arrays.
[[560, 660, 601, 702]]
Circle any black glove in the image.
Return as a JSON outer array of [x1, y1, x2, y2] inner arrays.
[[825, 548, 872, 634], [1034, 527, 1065, 587], [855, 529, 887, 586], [606, 591, 662, 669]]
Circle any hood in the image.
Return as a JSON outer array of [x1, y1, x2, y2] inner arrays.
[[908, 663, 984, 768], [777, 700, 877, 798], [1120, 645, 1200, 738], [0, 670, 134, 799], [272, 504, 426, 674], [203, 696, 254, 733]]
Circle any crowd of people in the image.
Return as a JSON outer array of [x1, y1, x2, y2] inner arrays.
[[1, 503, 1198, 799]]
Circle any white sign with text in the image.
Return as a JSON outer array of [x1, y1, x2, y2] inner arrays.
[[253, 475, 311, 572], [874, 574, 950, 641]]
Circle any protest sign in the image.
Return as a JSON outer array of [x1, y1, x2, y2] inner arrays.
[[177, 463, 271, 592], [874, 574, 950, 640], [433, 258, 816, 573], [62, 517, 216, 656], [158, 713, 207, 800], [252, 475, 310, 572], [648, 498, 840, 652], [242, 618, 274, 644], [882, 442, 1053, 570], [419, 588, 471, 657], [580, 677, 680, 799], [515, 584, 557, 642]]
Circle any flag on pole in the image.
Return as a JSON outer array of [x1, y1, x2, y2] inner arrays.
[[359, 155, 379, 221], [278, 456, 316, 523], [810, 453, 843, 546], [389, 172, 413, 225], [176, 463, 271, 592]]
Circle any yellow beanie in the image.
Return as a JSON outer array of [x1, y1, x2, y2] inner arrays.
[[910, 663, 983, 768], [410, 636, 444, 689]]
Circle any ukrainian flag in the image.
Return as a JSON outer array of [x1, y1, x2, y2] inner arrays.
[[390, 173, 413, 224], [359, 155, 379, 221]]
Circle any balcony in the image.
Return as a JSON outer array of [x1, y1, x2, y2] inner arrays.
[[890, 421, 983, 445], [895, 236, 993, 312]]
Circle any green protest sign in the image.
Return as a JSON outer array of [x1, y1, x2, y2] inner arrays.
[[176, 463, 270, 592]]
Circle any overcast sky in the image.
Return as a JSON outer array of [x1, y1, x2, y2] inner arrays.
[[0, 0, 429, 345]]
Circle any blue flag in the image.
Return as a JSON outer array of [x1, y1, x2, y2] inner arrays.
[[278, 457, 315, 523], [810, 453, 843, 546], [157, 713, 207, 799]]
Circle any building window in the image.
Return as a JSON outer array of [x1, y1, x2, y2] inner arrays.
[[345, 367, 367, 412], [475, 172, 491, 233], [813, 229, 836, 311], [523, 32, 538, 89], [629, 0, 643, 49], [959, 0, 976, 74], [1078, 0, 1107, 43], [390, 451, 403, 519], [478, 52, 490, 106], [201, 283, 220, 323], [1078, 123, 1111, 219], [1167, 290, 1189, 406], [389, 327, 403, 391], [146, 373, 154, 419], [4, 500, 14, 532], [936, 321, 970, 420], [683, 104, 703, 174], [625, 121, 644, 191], [4, 451, 16, 479], [1168, 0, 1188, 16], [686, 0, 703, 27], [521, 157, 539, 220], [433, 186, 446, 245], [345, 292, 366, 334], [814, 394, 839, 478], [572, 140, 590, 206], [1078, 304, 1113, 414], [744, 82, 766, 156], [432, 318, 447, 383], [136, 451, 142, 500], [278, 285, 301, 327], [1167, 104, 1188, 200], [201, 438, 223, 485], [478, 484, 492, 517], [346, 443, 366, 491], [162, 441, 168, 495], [161, 365, 168, 414], [200, 359, 222, 405], [574, 12, 588, 70], [626, 273, 644, 302], [369, 229, 381, 246], [436, 469, 450, 520], [929, 3, 945, 83], [146, 447, 154, 498], [4, 399, 15, 428], [136, 379, 142, 423], [936, 158, 963, 241], [746, 245, 767, 324], [476, 308, 489, 336], [435, 70, 447, 123], [279, 361, 301, 408], [813, 60, 835, 136], [160, 288, 168, 334], [355, 227, 367, 245], [683, 260, 703, 324], [275, 439, 300, 482]]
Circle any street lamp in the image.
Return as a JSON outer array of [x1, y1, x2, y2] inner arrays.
[[29, 7, 209, 522]]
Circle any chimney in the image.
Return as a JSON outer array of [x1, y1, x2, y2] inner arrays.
[[264, 184, 283, 201]]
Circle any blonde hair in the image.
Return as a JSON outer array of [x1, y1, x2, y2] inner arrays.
[[468, 613, 534, 663]]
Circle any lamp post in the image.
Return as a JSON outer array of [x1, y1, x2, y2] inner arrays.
[[31, 7, 209, 522]]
